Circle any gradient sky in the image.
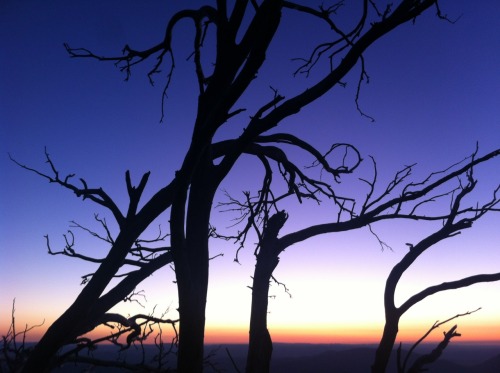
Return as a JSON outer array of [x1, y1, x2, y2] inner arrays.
[[1, 0, 499, 346]]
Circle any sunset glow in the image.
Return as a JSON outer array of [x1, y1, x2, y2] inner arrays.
[[1, 2, 499, 370], [6, 319, 499, 346]]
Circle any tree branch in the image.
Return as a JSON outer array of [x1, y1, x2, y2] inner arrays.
[[399, 308, 481, 373], [9, 149, 126, 227]]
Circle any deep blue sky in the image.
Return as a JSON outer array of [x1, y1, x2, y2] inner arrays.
[[1, 0, 499, 343]]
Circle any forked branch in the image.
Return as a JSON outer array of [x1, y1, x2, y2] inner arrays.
[[398, 308, 481, 373], [9, 149, 128, 227]]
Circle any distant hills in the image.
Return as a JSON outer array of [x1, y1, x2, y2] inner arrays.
[[50, 342, 500, 372], [268, 344, 500, 373], [232, 343, 500, 373]]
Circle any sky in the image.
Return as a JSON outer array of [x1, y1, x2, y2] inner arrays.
[[1, 0, 499, 348]]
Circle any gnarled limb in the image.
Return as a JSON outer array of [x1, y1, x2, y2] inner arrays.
[[57, 308, 178, 372], [372, 171, 500, 373], [11, 153, 177, 373]]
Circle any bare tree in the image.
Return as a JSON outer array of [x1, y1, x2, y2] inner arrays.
[[10, 151, 178, 372], [13, 1, 467, 372], [371, 163, 500, 372], [217, 146, 499, 373]]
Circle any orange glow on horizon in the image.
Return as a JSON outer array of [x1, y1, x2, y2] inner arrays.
[[205, 326, 249, 344], [3, 320, 499, 345], [204, 322, 500, 345]]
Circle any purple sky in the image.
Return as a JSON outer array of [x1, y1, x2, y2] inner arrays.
[[1, 0, 499, 343]]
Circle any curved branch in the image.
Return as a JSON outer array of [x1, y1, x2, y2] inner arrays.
[[256, 134, 362, 179], [399, 274, 500, 315], [244, 0, 439, 138]]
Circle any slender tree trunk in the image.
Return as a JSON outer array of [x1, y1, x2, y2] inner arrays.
[[372, 312, 401, 373], [246, 247, 280, 373], [246, 211, 287, 373]]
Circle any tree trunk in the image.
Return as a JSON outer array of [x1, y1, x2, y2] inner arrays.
[[372, 312, 400, 373], [246, 246, 280, 373], [246, 211, 287, 373], [22, 232, 137, 372], [175, 272, 208, 373], [21, 305, 82, 372], [174, 161, 214, 373]]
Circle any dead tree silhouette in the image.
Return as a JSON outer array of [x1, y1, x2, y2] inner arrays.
[[371, 163, 500, 372], [10, 1, 477, 372], [217, 147, 500, 373]]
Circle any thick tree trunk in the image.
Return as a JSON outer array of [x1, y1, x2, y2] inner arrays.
[[174, 231, 210, 373], [176, 271, 208, 373], [372, 313, 400, 373], [174, 161, 214, 373]]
